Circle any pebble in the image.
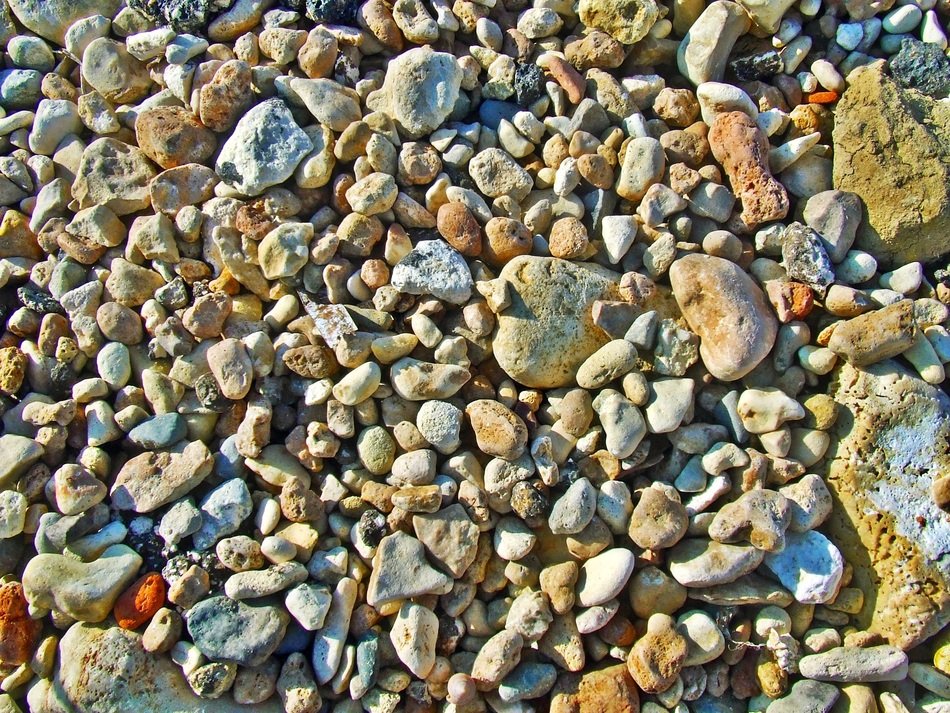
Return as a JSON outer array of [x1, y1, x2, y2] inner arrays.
[[366, 531, 451, 606], [192, 478, 253, 550], [389, 602, 438, 677], [215, 99, 312, 196], [668, 539, 765, 587], [549, 478, 597, 535], [670, 254, 778, 381], [798, 645, 908, 682], [677, 1, 751, 86], [576, 548, 635, 607], [412, 503, 480, 577], [187, 596, 289, 667], [391, 239, 473, 305], [471, 630, 524, 689], [677, 610, 726, 666], [764, 530, 844, 604], [111, 440, 214, 512], [22, 544, 142, 621], [766, 680, 839, 713], [628, 483, 689, 550], [626, 613, 688, 693]]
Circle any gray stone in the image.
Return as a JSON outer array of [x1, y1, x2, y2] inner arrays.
[[0, 434, 43, 489], [366, 531, 452, 607], [128, 413, 187, 449], [782, 222, 835, 291], [798, 645, 908, 683], [187, 596, 289, 667], [763, 530, 844, 605], [111, 440, 214, 513], [8, 0, 121, 44], [215, 99, 312, 196], [391, 239, 473, 305], [412, 504, 480, 577], [766, 680, 839, 713], [802, 189, 863, 263], [192, 478, 253, 550]]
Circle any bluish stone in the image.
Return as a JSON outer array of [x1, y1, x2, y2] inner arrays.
[[0, 68, 42, 109], [273, 618, 313, 655], [478, 100, 519, 130], [128, 413, 187, 449], [215, 434, 246, 480], [187, 596, 289, 666]]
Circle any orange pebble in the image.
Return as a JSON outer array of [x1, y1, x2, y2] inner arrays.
[[114, 572, 166, 630], [807, 91, 839, 104], [0, 582, 41, 666]]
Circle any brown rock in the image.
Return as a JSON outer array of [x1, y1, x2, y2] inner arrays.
[[114, 573, 166, 630], [182, 291, 232, 340], [437, 202, 482, 257], [550, 663, 640, 713], [282, 344, 339, 379], [0, 582, 41, 666], [669, 254, 778, 381], [564, 31, 625, 71], [709, 111, 789, 231], [0, 346, 27, 395], [111, 441, 215, 513], [628, 483, 688, 550], [298, 27, 337, 78], [629, 566, 687, 619], [0, 209, 42, 259], [483, 217, 532, 266], [548, 217, 590, 259], [832, 61, 950, 266], [135, 107, 217, 170], [626, 613, 688, 693], [199, 60, 254, 133], [826, 300, 916, 367], [465, 399, 528, 460]]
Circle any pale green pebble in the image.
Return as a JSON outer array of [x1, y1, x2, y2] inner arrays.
[[925, 326, 950, 363], [357, 425, 396, 476], [797, 345, 838, 375], [835, 250, 877, 285], [7, 35, 55, 72], [0, 489, 27, 538]]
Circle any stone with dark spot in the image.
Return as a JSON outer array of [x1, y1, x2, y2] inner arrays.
[[514, 63, 545, 107], [889, 37, 950, 99]]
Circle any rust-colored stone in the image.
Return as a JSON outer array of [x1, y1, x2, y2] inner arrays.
[[114, 572, 166, 630], [550, 663, 640, 713], [709, 111, 789, 231], [0, 582, 41, 666]]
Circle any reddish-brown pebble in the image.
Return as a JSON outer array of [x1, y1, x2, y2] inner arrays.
[[114, 572, 166, 630], [0, 582, 42, 665]]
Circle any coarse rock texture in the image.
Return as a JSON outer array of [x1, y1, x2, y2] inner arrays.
[[36, 622, 282, 712], [491, 256, 627, 388], [827, 361, 950, 650], [833, 62, 950, 267], [366, 46, 462, 139]]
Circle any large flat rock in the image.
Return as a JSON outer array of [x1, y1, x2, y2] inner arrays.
[[34, 623, 282, 713], [832, 62, 950, 267], [826, 361, 950, 650]]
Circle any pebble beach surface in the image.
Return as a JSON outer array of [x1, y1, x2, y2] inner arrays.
[[0, 0, 949, 711]]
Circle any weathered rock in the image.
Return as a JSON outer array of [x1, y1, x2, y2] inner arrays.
[[826, 361, 950, 649], [215, 99, 312, 196], [367, 46, 462, 139], [709, 111, 788, 230], [798, 645, 908, 683], [41, 623, 282, 713], [550, 663, 640, 713], [578, 0, 659, 45], [22, 545, 142, 622], [492, 256, 625, 388], [827, 300, 916, 367], [111, 441, 214, 513], [669, 254, 777, 381], [73, 138, 156, 216], [391, 239, 473, 305], [833, 62, 950, 266], [187, 596, 289, 667], [0, 582, 40, 666], [412, 504, 480, 578]]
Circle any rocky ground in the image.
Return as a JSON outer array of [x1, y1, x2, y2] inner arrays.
[[0, 0, 948, 711]]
